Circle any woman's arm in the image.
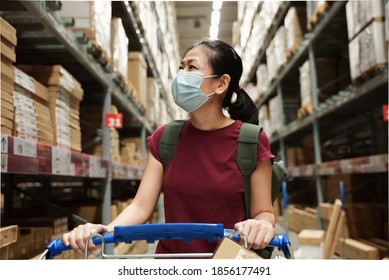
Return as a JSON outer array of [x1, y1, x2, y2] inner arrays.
[[62, 150, 164, 252], [234, 158, 275, 249], [106, 150, 164, 230]]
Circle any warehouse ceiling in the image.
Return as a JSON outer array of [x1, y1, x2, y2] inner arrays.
[[174, 1, 238, 57]]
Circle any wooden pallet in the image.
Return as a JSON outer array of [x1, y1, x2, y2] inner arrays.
[[113, 70, 127, 90], [286, 41, 300, 61], [72, 27, 111, 68], [297, 102, 314, 119], [307, 2, 330, 30], [352, 64, 387, 85]]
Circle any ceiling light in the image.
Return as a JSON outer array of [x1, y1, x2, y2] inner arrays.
[[211, 10, 220, 25], [209, 25, 219, 39], [212, 1, 223, 10]]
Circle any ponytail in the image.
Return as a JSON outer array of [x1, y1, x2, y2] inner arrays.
[[224, 87, 259, 125]]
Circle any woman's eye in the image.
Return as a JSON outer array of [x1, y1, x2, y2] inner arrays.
[[189, 65, 197, 70]]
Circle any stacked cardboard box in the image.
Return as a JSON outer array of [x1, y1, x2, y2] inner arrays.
[[20, 65, 84, 151], [284, 6, 307, 59], [120, 140, 143, 168], [83, 105, 121, 163], [13, 67, 54, 144], [127, 52, 148, 108], [298, 58, 350, 116], [268, 95, 282, 136], [111, 17, 128, 85], [256, 64, 269, 99], [346, 0, 385, 41], [55, 0, 112, 63], [0, 17, 17, 136], [92, 127, 121, 163], [6, 227, 53, 259], [348, 21, 387, 82], [273, 26, 287, 72], [346, 0, 386, 82], [146, 78, 160, 125], [298, 60, 312, 114], [0, 225, 18, 259], [307, 0, 328, 30], [258, 104, 270, 136]]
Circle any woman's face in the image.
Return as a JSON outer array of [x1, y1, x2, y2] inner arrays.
[[179, 46, 219, 95]]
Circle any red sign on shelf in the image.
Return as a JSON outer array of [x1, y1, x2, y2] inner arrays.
[[383, 105, 388, 122], [105, 113, 123, 128]]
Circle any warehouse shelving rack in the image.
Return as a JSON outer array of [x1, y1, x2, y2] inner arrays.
[[0, 0, 180, 247], [238, 0, 388, 229]]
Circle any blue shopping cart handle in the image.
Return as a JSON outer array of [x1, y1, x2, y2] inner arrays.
[[44, 231, 115, 259], [44, 223, 291, 259]]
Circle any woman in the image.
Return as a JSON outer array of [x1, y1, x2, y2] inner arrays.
[[63, 39, 276, 255]]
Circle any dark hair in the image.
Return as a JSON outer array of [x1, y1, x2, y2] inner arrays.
[[184, 39, 259, 125]]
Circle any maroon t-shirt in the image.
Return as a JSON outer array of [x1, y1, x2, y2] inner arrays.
[[147, 119, 275, 254]]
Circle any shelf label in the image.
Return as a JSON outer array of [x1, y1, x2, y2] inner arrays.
[[13, 138, 37, 158], [383, 104, 388, 121], [105, 113, 123, 129], [1, 135, 8, 154], [1, 154, 8, 172], [52, 146, 73, 175]]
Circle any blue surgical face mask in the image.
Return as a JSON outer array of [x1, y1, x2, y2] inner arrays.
[[171, 70, 218, 113]]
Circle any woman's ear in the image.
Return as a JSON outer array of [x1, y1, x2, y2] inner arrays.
[[215, 74, 231, 95]]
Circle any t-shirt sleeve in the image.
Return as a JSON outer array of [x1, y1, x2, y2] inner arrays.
[[257, 129, 276, 165], [147, 124, 167, 162]]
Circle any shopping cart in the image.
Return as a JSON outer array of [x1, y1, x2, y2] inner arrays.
[[39, 223, 294, 260]]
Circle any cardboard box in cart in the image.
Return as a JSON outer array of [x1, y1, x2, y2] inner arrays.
[[213, 237, 262, 259]]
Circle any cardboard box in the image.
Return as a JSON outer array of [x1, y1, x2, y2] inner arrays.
[[0, 225, 18, 248], [128, 52, 147, 107], [21, 227, 53, 253], [213, 237, 262, 259], [4, 217, 68, 235], [284, 6, 307, 55], [349, 21, 387, 81], [1, 107, 14, 121], [8, 232, 33, 259], [55, 1, 112, 61], [18, 64, 84, 101], [336, 238, 380, 259], [0, 41, 16, 63], [1, 117, 13, 129], [1, 60, 14, 81], [111, 17, 128, 83], [0, 17, 17, 46], [346, 0, 385, 40], [1, 126, 12, 136], [1, 76, 14, 95], [1, 98, 14, 112], [1, 90, 13, 104]]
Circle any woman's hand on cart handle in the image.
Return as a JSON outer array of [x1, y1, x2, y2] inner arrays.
[[234, 219, 275, 250], [62, 223, 109, 253]]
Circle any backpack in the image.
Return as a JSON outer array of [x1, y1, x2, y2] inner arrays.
[[158, 120, 287, 258]]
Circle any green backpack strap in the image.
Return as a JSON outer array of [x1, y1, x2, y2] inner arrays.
[[238, 123, 288, 260], [158, 120, 186, 171], [237, 123, 261, 219], [237, 123, 288, 219]]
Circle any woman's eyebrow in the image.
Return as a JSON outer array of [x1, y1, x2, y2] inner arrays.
[[180, 58, 197, 65]]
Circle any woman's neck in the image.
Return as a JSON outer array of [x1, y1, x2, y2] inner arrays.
[[189, 110, 234, 130]]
